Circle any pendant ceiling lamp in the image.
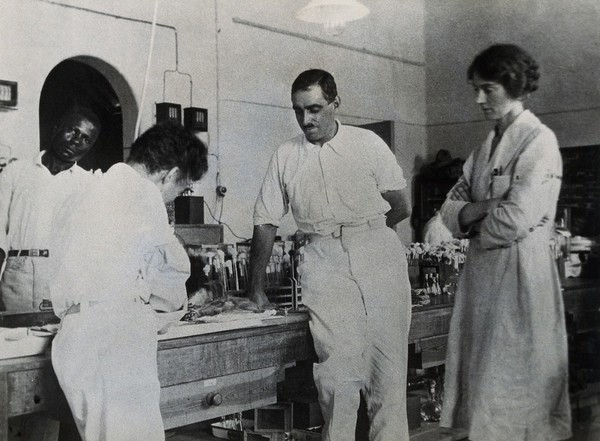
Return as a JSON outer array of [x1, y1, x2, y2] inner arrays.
[[296, 0, 370, 36]]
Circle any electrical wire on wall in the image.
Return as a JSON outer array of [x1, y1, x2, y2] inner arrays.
[[211, 0, 224, 223], [204, 199, 249, 242], [134, 0, 159, 138], [38, 0, 179, 140], [38, 0, 247, 242], [161, 10, 193, 110]]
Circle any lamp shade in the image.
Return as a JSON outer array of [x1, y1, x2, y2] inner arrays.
[[296, 0, 370, 35]]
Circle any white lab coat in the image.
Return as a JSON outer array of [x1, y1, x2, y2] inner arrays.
[[440, 110, 571, 441], [50, 163, 189, 441]]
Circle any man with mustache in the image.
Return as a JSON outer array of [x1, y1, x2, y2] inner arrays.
[[0, 106, 101, 311], [249, 69, 413, 441]]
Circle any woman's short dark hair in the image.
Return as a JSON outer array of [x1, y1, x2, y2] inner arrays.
[[292, 69, 338, 103], [127, 122, 208, 182], [467, 44, 540, 98]]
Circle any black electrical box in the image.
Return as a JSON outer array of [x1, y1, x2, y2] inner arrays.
[[156, 102, 182, 124], [184, 107, 208, 132], [174, 196, 204, 224], [0, 80, 18, 107]]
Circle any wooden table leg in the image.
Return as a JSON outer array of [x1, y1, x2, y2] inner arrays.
[[0, 372, 8, 441]]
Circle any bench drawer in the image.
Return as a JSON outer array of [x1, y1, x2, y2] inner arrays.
[[160, 366, 278, 429]]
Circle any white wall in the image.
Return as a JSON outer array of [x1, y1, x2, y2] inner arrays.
[[2, 0, 597, 245], [214, 0, 426, 244], [0, 0, 427, 245], [424, 0, 600, 160], [2, 0, 596, 248], [0, 0, 219, 207]]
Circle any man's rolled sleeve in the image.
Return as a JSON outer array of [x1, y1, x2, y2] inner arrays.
[[372, 135, 407, 192], [145, 239, 189, 312], [253, 152, 288, 226]]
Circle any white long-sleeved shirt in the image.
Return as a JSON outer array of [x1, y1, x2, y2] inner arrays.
[[0, 151, 97, 254], [254, 122, 406, 235], [49, 163, 189, 319]]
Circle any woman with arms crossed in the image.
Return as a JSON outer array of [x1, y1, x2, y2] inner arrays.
[[439, 44, 571, 441]]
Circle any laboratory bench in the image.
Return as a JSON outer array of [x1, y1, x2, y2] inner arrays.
[[408, 277, 600, 370], [1, 277, 598, 440], [0, 312, 314, 441], [0, 305, 464, 441]]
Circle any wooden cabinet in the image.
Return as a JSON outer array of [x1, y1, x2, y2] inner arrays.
[[412, 175, 457, 242], [563, 278, 600, 398], [408, 296, 453, 369], [558, 145, 600, 238], [563, 278, 600, 334]]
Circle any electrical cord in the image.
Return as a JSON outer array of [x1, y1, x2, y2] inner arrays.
[[218, 198, 224, 223], [134, 0, 159, 138], [203, 200, 250, 242]]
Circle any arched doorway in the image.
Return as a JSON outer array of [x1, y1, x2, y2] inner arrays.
[[39, 59, 123, 171]]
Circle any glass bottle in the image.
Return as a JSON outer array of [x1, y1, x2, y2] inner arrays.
[[425, 273, 432, 295], [420, 379, 442, 422]]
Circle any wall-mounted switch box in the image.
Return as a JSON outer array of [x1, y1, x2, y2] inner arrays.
[[0, 80, 17, 107], [184, 107, 208, 132], [156, 102, 182, 124]]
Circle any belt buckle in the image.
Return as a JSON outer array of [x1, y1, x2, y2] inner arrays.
[[30, 249, 39, 257]]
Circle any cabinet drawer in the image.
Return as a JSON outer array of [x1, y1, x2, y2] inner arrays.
[[160, 366, 278, 430], [420, 335, 448, 368], [409, 308, 452, 344], [408, 335, 448, 369], [7, 367, 67, 418], [7, 369, 47, 417]]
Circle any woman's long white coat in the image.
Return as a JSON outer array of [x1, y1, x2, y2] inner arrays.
[[440, 110, 572, 441]]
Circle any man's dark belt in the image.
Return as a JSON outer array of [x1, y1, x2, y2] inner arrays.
[[7, 249, 49, 257]]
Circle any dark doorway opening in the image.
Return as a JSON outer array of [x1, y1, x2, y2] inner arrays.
[[39, 59, 123, 172]]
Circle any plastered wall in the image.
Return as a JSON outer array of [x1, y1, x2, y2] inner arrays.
[[0, 0, 427, 245], [214, 0, 426, 244], [424, 0, 600, 160], [2, 0, 597, 244]]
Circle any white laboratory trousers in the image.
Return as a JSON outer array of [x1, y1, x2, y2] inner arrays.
[[52, 302, 164, 441], [0, 256, 49, 311], [300, 225, 412, 441]]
